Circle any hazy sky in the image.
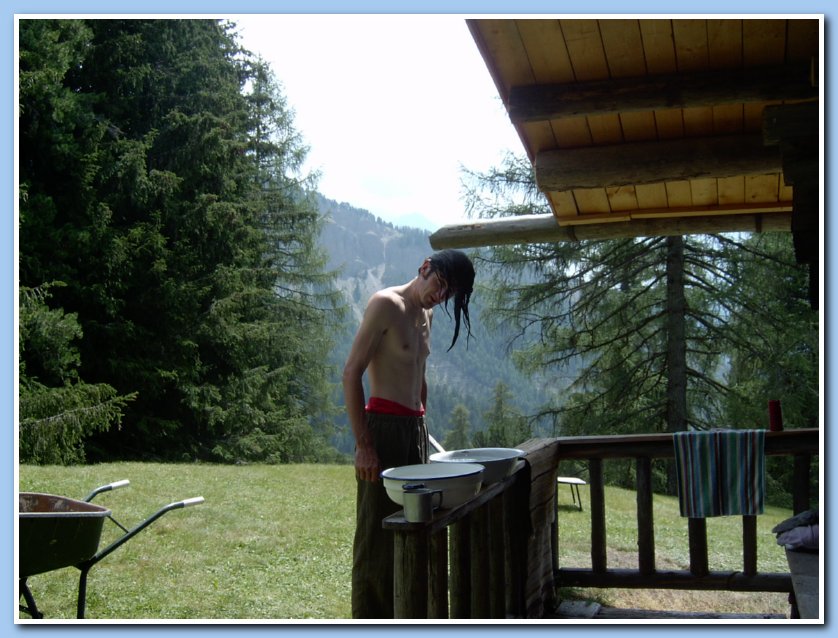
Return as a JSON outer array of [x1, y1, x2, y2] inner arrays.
[[232, 14, 523, 230]]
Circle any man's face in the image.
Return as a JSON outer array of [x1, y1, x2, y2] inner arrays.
[[420, 262, 452, 308]]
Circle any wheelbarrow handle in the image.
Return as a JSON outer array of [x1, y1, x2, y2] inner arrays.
[[84, 479, 130, 502], [76, 494, 204, 619], [83, 496, 206, 569], [170, 496, 205, 509]]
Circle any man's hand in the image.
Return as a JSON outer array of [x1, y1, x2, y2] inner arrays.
[[355, 444, 381, 483]]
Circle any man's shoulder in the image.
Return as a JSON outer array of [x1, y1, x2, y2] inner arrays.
[[363, 288, 405, 319], [368, 287, 405, 308]]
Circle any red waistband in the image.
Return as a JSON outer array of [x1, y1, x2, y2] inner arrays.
[[365, 397, 425, 417]]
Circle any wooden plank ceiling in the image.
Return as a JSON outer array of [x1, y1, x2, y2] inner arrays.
[[432, 17, 820, 251]]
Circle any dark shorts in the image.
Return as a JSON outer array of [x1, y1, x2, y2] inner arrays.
[[351, 411, 428, 619]]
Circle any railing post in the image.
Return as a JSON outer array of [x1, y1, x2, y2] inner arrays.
[[488, 496, 506, 617], [449, 515, 471, 618], [636, 456, 656, 575], [688, 518, 709, 577], [470, 505, 490, 617], [742, 515, 758, 576], [503, 485, 526, 617], [792, 453, 812, 514], [393, 529, 429, 618], [589, 458, 607, 573], [429, 528, 449, 618]]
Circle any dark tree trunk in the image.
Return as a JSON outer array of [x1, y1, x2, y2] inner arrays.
[[665, 235, 688, 494]]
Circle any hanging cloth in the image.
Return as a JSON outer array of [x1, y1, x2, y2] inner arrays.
[[673, 429, 765, 518]]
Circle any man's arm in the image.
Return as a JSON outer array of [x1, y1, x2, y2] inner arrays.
[[421, 309, 431, 411], [342, 293, 391, 483]]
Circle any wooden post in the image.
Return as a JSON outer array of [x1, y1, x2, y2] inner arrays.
[[429, 528, 449, 619], [589, 459, 607, 573], [449, 516, 471, 619], [636, 456, 655, 575], [488, 496, 506, 617], [470, 505, 490, 617], [503, 485, 526, 617], [516, 439, 561, 618], [742, 516, 758, 576], [551, 477, 559, 574], [688, 518, 709, 577], [792, 454, 812, 514], [393, 530, 428, 619]]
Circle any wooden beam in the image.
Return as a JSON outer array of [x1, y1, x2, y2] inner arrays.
[[763, 101, 820, 146], [429, 211, 792, 249], [536, 134, 782, 191], [430, 215, 559, 249], [553, 429, 818, 461], [508, 63, 816, 122]]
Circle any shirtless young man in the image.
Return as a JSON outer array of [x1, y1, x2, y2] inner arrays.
[[342, 249, 474, 619]]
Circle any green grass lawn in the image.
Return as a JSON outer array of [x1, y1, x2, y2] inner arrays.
[[19, 463, 355, 620], [18, 463, 794, 620]]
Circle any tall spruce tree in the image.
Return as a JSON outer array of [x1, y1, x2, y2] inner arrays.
[[443, 404, 472, 451], [19, 19, 342, 462], [473, 382, 531, 449], [18, 284, 137, 464]]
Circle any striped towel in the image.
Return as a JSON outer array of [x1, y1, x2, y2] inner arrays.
[[673, 429, 765, 518]]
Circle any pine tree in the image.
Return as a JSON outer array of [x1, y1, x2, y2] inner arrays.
[[19, 284, 136, 464], [474, 382, 531, 448], [462, 154, 818, 492], [443, 404, 472, 450], [19, 19, 343, 462]]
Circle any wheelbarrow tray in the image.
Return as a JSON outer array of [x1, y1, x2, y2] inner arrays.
[[19, 493, 111, 578]]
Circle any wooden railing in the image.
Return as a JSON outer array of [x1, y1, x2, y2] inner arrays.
[[383, 438, 559, 619], [385, 429, 818, 619], [553, 429, 819, 594], [383, 469, 525, 619]]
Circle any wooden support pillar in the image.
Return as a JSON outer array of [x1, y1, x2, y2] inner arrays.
[[393, 530, 429, 619], [763, 101, 820, 309]]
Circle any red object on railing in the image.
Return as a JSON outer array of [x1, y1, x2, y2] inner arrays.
[[768, 400, 784, 431]]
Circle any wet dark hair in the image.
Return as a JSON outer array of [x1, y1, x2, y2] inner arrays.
[[428, 249, 475, 351]]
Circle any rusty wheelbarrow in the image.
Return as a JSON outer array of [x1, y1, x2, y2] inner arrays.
[[18, 480, 204, 619]]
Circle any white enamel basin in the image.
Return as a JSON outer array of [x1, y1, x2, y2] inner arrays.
[[430, 447, 524, 484], [381, 462, 484, 509]]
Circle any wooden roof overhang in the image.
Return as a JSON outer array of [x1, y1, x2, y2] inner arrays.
[[430, 18, 821, 302]]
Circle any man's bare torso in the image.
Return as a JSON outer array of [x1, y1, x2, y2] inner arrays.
[[366, 286, 431, 412]]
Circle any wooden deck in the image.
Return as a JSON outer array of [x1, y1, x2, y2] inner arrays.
[[552, 600, 786, 620]]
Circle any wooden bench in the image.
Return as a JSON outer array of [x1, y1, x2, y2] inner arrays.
[[785, 548, 819, 619], [556, 476, 586, 511]]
